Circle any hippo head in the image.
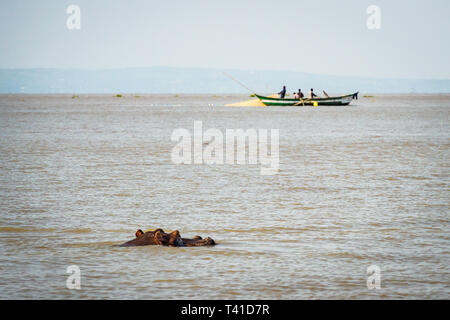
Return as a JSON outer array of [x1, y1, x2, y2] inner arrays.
[[154, 229, 184, 247], [119, 228, 216, 247]]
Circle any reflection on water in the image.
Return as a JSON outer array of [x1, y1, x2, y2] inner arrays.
[[0, 94, 449, 299]]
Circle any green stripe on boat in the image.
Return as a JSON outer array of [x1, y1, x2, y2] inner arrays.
[[255, 92, 358, 106]]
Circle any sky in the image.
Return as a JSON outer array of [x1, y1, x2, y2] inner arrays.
[[0, 0, 449, 79]]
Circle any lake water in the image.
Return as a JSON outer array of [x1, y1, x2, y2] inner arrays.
[[0, 94, 448, 299]]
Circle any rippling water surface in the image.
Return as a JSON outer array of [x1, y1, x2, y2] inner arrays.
[[0, 94, 448, 299]]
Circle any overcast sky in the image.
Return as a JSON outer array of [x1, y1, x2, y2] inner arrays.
[[1, 0, 449, 79]]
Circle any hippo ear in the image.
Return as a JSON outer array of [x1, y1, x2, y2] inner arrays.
[[154, 230, 164, 245], [170, 230, 180, 237], [169, 230, 182, 246]]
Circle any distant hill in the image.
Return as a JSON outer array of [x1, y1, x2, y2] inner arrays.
[[0, 67, 449, 94]]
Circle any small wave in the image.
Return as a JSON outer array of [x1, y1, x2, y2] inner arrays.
[[153, 279, 196, 283], [0, 227, 91, 234], [200, 249, 268, 257], [278, 239, 301, 243], [398, 175, 429, 181], [62, 228, 92, 234], [221, 227, 303, 234], [325, 251, 366, 260], [61, 241, 117, 248], [293, 206, 315, 210], [0, 226, 56, 233], [286, 186, 310, 191], [105, 229, 133, 233]]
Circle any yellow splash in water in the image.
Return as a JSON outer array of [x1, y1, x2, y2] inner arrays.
[[225, 94, 279, 107]]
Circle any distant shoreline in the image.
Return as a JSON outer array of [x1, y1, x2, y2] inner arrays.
[[1, 67, 449, 94], [2, 93, 450, 96]]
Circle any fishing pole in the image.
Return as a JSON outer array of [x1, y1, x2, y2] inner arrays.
[[222, 72, 257, 95]]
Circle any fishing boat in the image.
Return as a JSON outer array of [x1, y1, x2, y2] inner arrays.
[[222, 72, 358, 107], [254, 92, 359, 106]]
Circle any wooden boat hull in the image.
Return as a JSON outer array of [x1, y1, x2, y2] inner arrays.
[[255, 92, 358, 106]]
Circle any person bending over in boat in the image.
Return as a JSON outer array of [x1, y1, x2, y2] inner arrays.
[[309, 88, 318, 99], [135, 229, 144, 237], [279, 86, 286, 99]]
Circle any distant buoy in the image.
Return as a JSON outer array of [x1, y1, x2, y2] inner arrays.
[[313, 101, 318, 107]]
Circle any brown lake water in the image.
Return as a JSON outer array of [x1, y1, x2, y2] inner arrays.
[[0, 94, 448, 299]]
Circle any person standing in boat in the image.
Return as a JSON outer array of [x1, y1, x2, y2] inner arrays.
[[278, 86, 286, 99], [309, 88, 317, 99]]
